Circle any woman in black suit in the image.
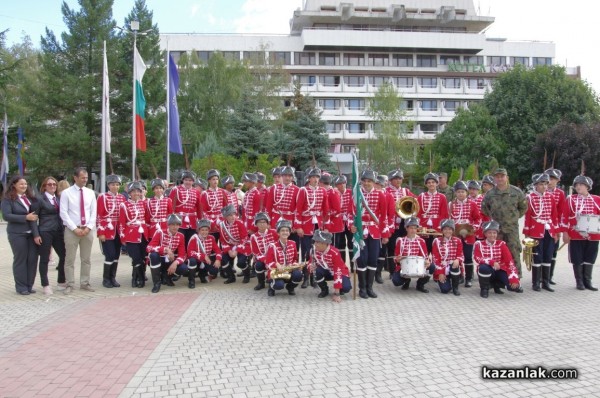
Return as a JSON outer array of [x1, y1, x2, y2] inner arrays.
[[37, 176, 67, 295], [1, 175, 41, 295]]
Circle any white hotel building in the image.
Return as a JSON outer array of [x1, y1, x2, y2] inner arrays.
[[161, 0, 579, 167]]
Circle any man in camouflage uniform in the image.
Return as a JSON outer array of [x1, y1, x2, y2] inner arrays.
[[437, 172, 454, 202], [481, 168, 528, 276]]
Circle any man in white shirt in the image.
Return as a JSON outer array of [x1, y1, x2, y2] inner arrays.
[[59, 167, 97, 294]]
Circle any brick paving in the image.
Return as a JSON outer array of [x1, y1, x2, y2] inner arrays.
[[0, 224, 599, 397]]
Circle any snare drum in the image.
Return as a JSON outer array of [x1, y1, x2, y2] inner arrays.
[[575, 214, 600, 234], [400, 256, 427, 278]]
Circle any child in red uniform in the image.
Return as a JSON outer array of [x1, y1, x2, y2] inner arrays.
[[393, 217, 432, 293], [308, 230, 351, 302], [432, 219, 464, 296], [146, 214, 187, 293], [187, 219, 222, 284]]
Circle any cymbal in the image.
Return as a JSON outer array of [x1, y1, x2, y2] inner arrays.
[[454, 224, 474, 237]]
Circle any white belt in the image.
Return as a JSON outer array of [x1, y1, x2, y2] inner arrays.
[[151, 218, 167, 223]]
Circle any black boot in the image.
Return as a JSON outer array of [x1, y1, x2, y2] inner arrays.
[[549, 259, 557, 285], [464, 264, 474, 288], [131, 267, 138, 288], [223, 267, 236, 284], [254, 273, 266, 290], [401, 278, 411, 290], [375, 261, 384, 284], [188, 268, 196, 289], [110, 261, 120, 287], [416, 277, 429, 293], [317, 281, 329, 298], [198, 269, 208, 284], [583, 263, 598, 291], [574, 264, 585, 290], [286, 282, 297, 295], [532, 266, 541, 292], [242, 267, 251, 284], [102, 263, 113, 288], [541, 265, 554, 292], [267, 283, 275, 297], [366, 269, 378, 298], [137, 266, 146, 288], [451, 274, 461, 296], [387, 258, 395, 279], [479, 274, 491, 298], [493, 281, 504, 294], [151, 268, 162, 293], [358, 270, 368, 299], [309, 273, 317, 288], [301, 268, 309, 289]]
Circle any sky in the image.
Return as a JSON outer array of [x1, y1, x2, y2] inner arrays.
[[1, 0, 599, 92]]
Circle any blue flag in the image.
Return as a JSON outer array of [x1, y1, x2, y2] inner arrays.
[[168, 54, 183, 154], [16, 127, 25, 175]]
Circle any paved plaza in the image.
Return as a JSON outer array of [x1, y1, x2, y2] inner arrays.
[[0, 223, 599, 398]]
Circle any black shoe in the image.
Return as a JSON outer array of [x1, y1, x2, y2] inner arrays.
[[480, 288, 489, 298], [171, 274, 180, 282], [358, 289, 368, 299], [453, 288, 461, 296], [533, 284, 541, 292], [242, 268, 251, 284], [375, 271, 383, 284], [102, 279, 113, 288], [542, 283, 554, 292], [549, 280, 557, 285], [267, 287, 275, 297], [493, 286, 504, 294], [287, 286, 296, 296], [152, 283, 161, 293], [310, 274, 317, 288], [465, 280, 472, 288], [110, 262, 120, 287], [254, 282, 265, 291], [401, 280, 410, 290], [199, 275, 208, 284], [301, 276, 309, 289], [110, 279, 121, 288], [224, 278, 236, 284], [188, 279, 195, 289], [416, 285, 429, 293], [366, 288, 378, 298], [254, 274, 266, 290], [318, 289, 329, 298]]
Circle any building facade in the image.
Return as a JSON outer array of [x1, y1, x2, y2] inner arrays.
[[160, 0, 579, 169]]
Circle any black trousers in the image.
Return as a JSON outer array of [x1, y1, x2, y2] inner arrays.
[[8, 232, 39, 293], [38, 229, 66, 286]]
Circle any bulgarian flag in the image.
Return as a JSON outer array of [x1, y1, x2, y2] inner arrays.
[[134, 47, 147, 151]]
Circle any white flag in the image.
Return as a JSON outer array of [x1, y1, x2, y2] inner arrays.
[[0, 113, 8, 184], [102, 41, 111, 153]]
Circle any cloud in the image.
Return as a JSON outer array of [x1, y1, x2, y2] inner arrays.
[[233, 0, 301, 34], [190, 4, 200, 17]]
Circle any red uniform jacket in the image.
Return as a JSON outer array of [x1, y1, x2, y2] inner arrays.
[[265, 240, 298, 279], [169, 186, 202, 230], [218, 219, 249, 255], [294, 184, 329, 235], [349, 187, 389, 239], [145, 195, 174, 238], [96, 192, 125, 240], [468, 194, 487, 240], [547, 187, 566, 233], [250, 229, 279, 263], [146, 229, 186, 265], [187, 234, 222, 263], [523, 191, 559, 239], [225, 190, 238, 208], [473, 239, 519, 285], [119, 200, 148, 243], [339, 188, 355, 229], [431, 236, 464, 281], [385, 186, 416, 229], [308, 246, 349, 290], [324, 186, 344, 234], [562, 193, 600, 241], [242, 187, 262, 233], [394, 236, 428, 272], [449, 198, 481, 245], [265, 183, 299, 228], [417, 191, 449, 231], [200, 188, 228, 233]]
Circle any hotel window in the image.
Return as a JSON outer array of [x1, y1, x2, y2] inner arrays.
[[294, 52, 316, 65], [420, 100, 438, 111], [297, 75, 317, 86], [348, 122, 367, 134], [326, 122, 343, 133], [320, 76, 341, 86], [444, 101, 461, 111], [464, 55, 484, 65], [197, 51, 212, 63], [418, 77, 437, 88], [420, 123, 439, 135], [442, 78, 461, 88], [342, 144, 355, 153], [221, 51, 240, 61], [370, 76, 387, 87], [344, 76, 365, 86], [269, 52, 291, 65], [368, 53, 390, 66], [169, 51, 183, 63], [392, 54, 413, 67], [488, 56, 506, 65], [439, 55, 461, 65], [417, 55, 437, 67], [466, 78, 486, 89], [346, 99, 365, 110], [243, 51, 265, 63], [319, 52, 340, 66], [343, 53, 366, 66], [320, 99, 341, 110], [393, 77, 413, 88], [533, 57, 552, 66], [511, 57, 529, 66], [400, 100, 414, 111]]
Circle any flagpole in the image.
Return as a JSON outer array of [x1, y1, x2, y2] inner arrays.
[[166, 42, 170, 183], [101, 40, 107, 193], [131, 23, 139, 181]]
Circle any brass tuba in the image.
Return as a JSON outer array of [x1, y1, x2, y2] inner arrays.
[[522, 238, 539, 272], [396, 196, 420, 219]]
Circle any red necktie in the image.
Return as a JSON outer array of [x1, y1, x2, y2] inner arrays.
[[53, 196, 59, 210], [79, 188, 86, 225], [22, 196, 31, 208]]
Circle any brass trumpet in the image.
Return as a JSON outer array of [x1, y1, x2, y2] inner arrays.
[[522, 238, 539, 272], [396, 196, 420, 219], [270, 263, 304, 280], [417, 227, 443, 237]]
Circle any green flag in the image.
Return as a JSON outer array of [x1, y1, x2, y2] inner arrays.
[[352, 152, 365, 261]]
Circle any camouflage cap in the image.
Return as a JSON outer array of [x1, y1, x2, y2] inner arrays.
[[493, 168, 508, 176]]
